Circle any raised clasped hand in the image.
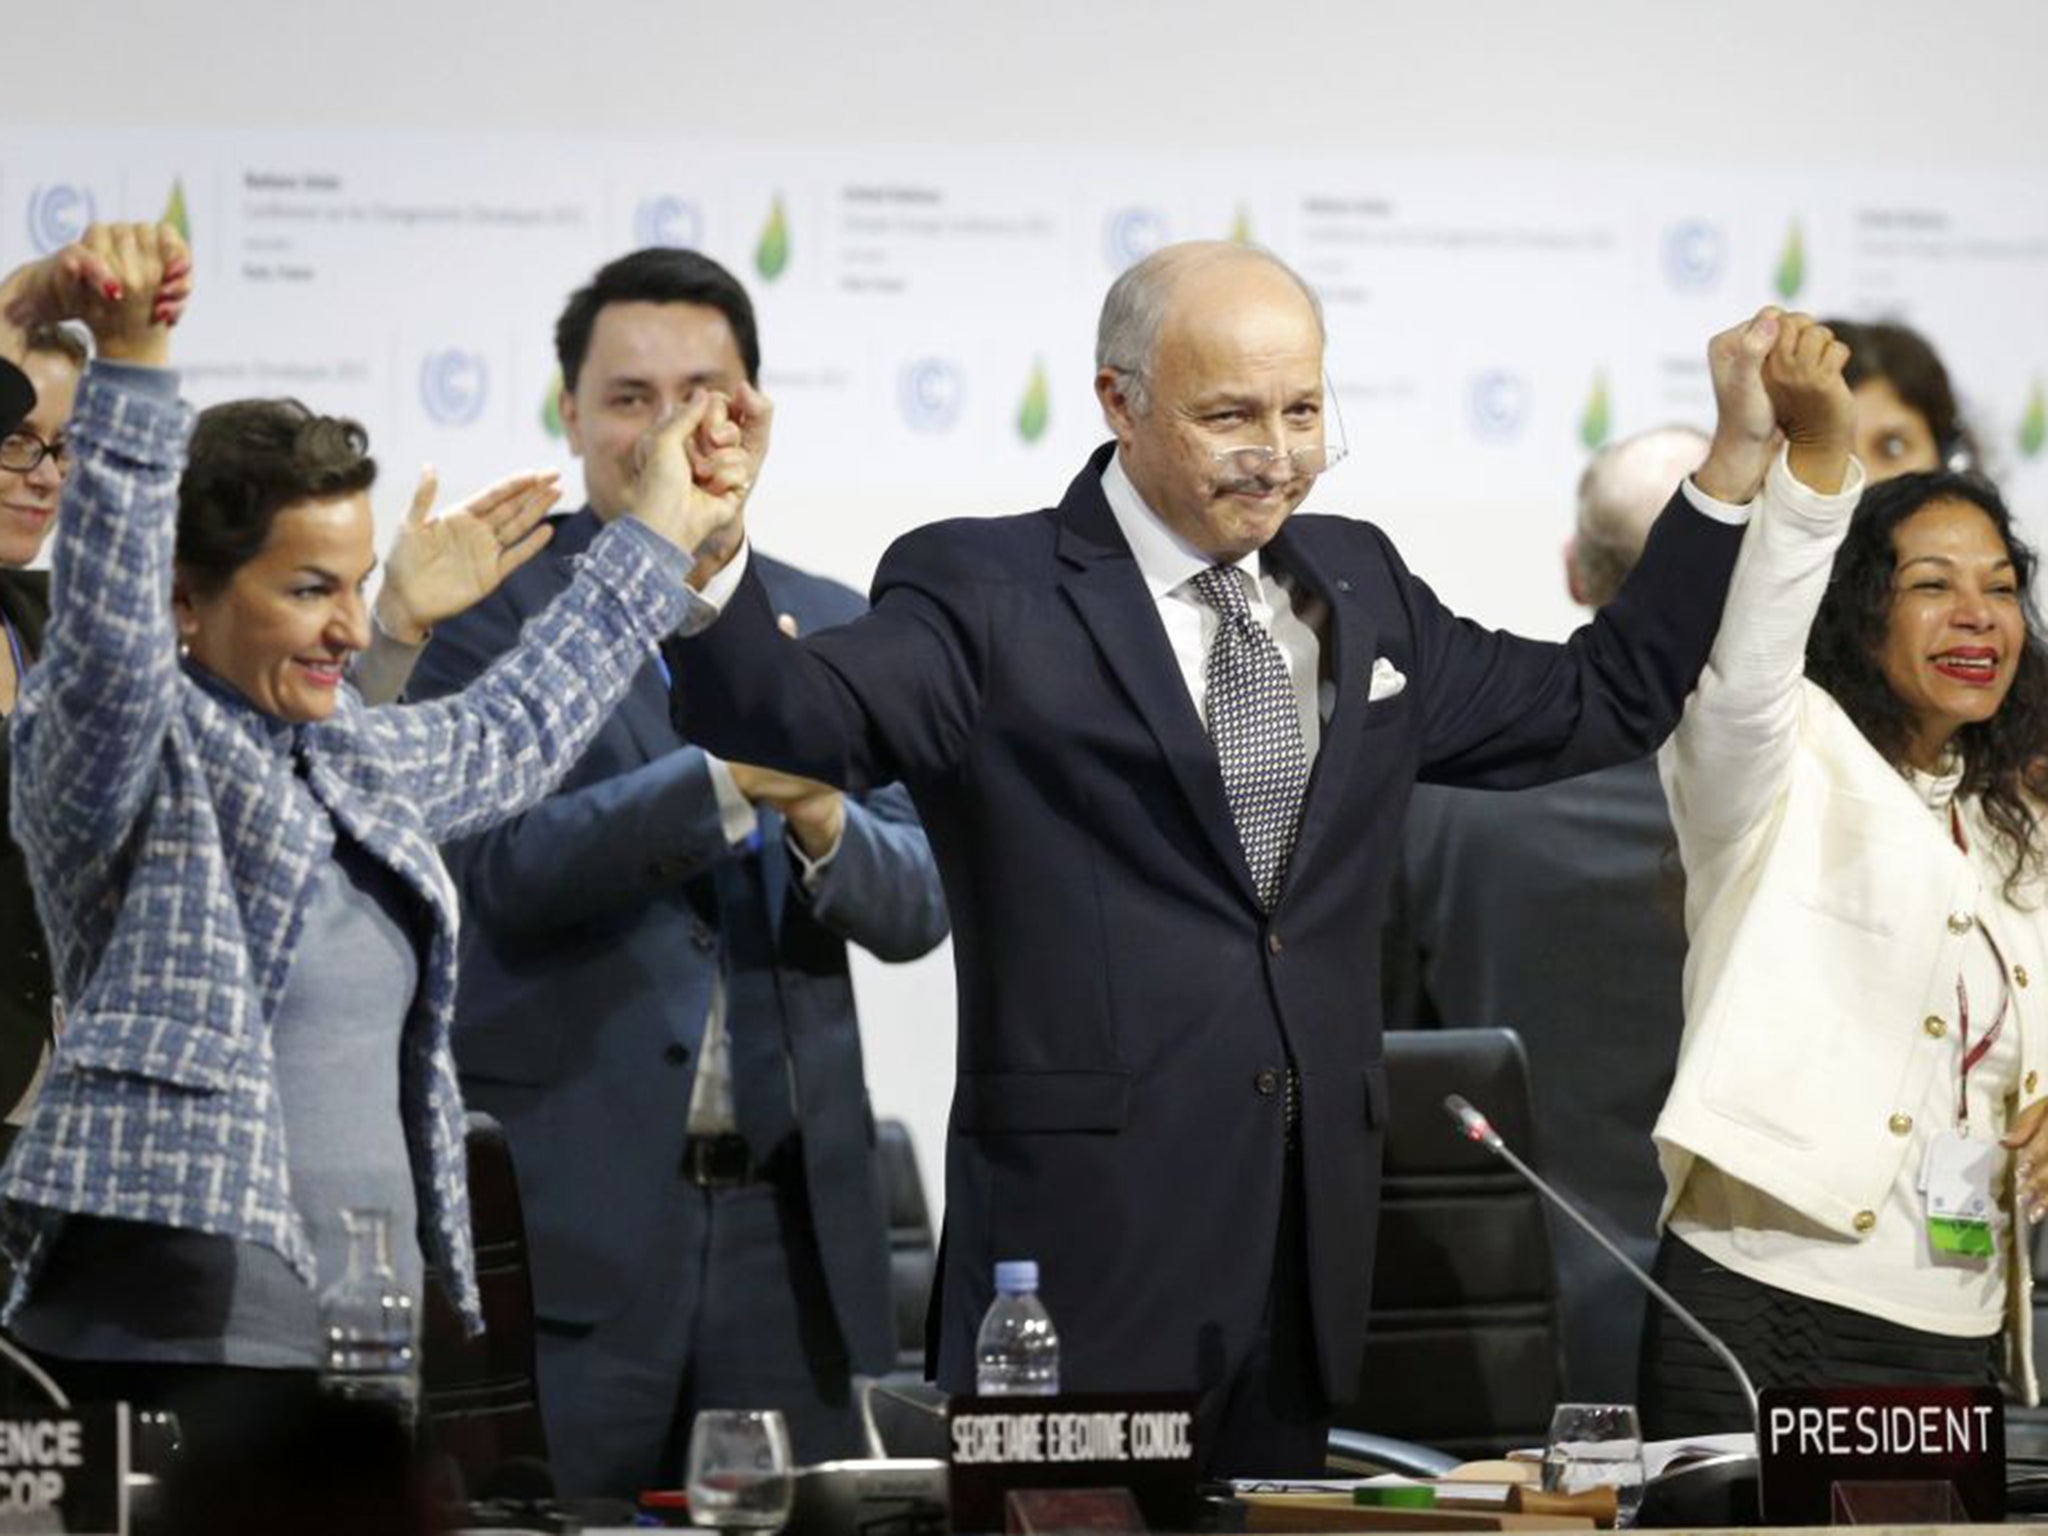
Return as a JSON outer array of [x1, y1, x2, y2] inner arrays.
[[629, 385, 773, 582], [0, 221, 192, 366], [1760, 313, 1855, 474], [1692, 307, 1784, 506]]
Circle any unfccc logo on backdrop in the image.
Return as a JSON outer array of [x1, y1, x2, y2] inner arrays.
[[420, 350, 489, 427], [1103, 206, 1169, 271], [898, 357, 965, 434], [1663, 219, 1726, 292], [1467, 370, 1531, 443], [634, 196, 704, 250], [27, 184, 97, 254]]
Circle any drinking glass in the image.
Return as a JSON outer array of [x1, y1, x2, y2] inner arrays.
[[687, 1408, 795, 1535], [1543, 1402, 1646, 1526]]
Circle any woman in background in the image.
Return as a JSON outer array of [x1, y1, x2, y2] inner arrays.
[[1823, 316, 1982, 480]]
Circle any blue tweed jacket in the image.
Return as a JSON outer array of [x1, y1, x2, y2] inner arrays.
[[1, 365, 690, 1331]]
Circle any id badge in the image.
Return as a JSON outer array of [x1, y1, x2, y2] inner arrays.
[[1922, 1128, 1998, 1258]]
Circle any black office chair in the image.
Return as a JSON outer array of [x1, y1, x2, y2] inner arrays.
[[877, 1117, 938, 1377], [420, 1112, 551, 1494], [1331, 1028, 1565, 1461]]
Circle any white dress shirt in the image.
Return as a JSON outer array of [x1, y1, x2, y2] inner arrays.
[[1097, 451, 1330, 754]]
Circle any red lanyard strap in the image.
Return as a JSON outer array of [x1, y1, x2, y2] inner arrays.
[[1956, 922, 2011, 1128]]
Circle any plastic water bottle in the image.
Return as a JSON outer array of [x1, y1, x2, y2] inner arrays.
[[974, 1259, 1060, 1395], [317, 1206, 419, 1425]]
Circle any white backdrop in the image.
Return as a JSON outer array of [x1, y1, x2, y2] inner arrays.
[[9, 0, 2048, 1218]]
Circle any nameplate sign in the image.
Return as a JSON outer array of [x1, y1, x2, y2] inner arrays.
[[1757, 1384, 2002, 1524], [0, 1404, 127, 1534], [947, 1393, 1198, 1532]]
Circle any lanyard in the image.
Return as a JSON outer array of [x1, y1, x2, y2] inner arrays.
[[1950, 802, 2011, 1129]]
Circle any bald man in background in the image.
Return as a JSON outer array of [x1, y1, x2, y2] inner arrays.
[[1381, 425, 1710, 1402]]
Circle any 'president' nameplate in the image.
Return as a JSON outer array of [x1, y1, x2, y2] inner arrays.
[[1757, 1384, 2002, 1524], [0, 1404, 128, 1535], [947, 1393, 1198, 1532]]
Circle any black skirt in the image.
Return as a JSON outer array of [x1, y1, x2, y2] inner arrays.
[[1638, 1231, 2004, 1438]]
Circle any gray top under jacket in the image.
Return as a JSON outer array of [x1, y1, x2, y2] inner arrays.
[[15, 833, 423, 1367]]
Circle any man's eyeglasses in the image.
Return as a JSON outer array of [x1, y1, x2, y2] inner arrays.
[[1209, 443, 1348, 477], [1206, 380, 1351, 479], [0, 430, 69, 476]]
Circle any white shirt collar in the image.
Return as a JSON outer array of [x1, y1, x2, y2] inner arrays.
[[1100, 448, 1262, 603]]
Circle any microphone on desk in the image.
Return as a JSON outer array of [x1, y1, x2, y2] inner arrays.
[[1440, 1093, 1760, 1426]]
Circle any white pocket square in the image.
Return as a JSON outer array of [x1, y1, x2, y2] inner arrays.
[[1368, 657, 1407, 702]]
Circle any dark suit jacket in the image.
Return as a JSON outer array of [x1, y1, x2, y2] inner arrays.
[[407, 512, 948, 1372], [671, 441, 1742, 1397], [1383, 759, 1687, 1402], [0, 568, 54, 1148]]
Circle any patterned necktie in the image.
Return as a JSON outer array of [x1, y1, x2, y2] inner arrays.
[[1187, 565, 1309, 909]]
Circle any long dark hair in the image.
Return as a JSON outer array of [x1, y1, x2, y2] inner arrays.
[[1806, 471, 2048, 899]]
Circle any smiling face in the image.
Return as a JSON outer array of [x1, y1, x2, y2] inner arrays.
[[561, 300, 748, 522], [1853, 377, 1943, 482], [1878, 497, 2027, 769], [174, 491, 377, 723], [1097, 255, 1327, 561], [0, 349, 83, 567]]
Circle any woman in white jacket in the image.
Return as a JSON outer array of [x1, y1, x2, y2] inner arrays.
[[1647, 315, 2048, 1433]]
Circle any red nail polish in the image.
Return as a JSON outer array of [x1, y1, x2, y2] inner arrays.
[[104, 283, 124, 301]]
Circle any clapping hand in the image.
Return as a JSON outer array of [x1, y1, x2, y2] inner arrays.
[[0, 221, 192, 366], [374, 468, 561, 644], [1760, 314, 1855, 495], [1692, 307, 1784, 505]]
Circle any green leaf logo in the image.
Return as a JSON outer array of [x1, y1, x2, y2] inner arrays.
[[1229, 205, 1253, 245], [540, 368, 565, 440], [1017, 358, 1050, 444], [755, 195, 791, 282], [1774, 219, 1806, 301], [1579, 370, 1610, 450], [2021, 378, 2046, 460], [163, 178, 191, 246]]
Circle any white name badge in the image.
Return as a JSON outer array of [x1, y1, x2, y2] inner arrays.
[[1921, 1129, 1997, 1258]]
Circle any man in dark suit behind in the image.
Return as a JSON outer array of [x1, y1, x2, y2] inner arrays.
[[408, 250, 948, 1497], [668, 243, 1788, 1475], [1382, 426, 1708, 1403]]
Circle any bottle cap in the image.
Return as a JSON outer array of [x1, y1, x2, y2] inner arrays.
[[993, 1259, 1039, 1294]]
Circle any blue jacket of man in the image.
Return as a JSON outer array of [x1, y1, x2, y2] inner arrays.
[[407, 509, 949, 1371], [669, 442, 1743, 1401]]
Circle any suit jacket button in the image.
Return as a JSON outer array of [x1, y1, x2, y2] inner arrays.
[[1888, 1112, 1913, 1136], [1924, 1015, 1949, 1039], [1267, 932, 1284, 956], [1254, 1069, 1280, 1096], [1948, 911, 1975, 935], [1853, 1210, 1877, 1234], [665, 1043, 691, 1065], [2019, 965, 2032, 989]]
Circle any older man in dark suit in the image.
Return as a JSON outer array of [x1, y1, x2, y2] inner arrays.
[[669, 242, 1785, 1475]]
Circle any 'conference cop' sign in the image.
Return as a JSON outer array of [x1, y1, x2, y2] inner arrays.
[[0, 1406, 126, 1534], [947, 1393, 1197, 1532]]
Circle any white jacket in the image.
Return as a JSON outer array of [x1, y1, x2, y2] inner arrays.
[[1653, 451, 2043, 1400]]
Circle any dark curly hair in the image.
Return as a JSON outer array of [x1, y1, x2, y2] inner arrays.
[[177, 399, 377, 597], [1806, 470, 2048, 899]]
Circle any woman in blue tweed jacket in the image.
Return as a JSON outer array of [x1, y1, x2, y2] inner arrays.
[[0, 226, 755, 1421]]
